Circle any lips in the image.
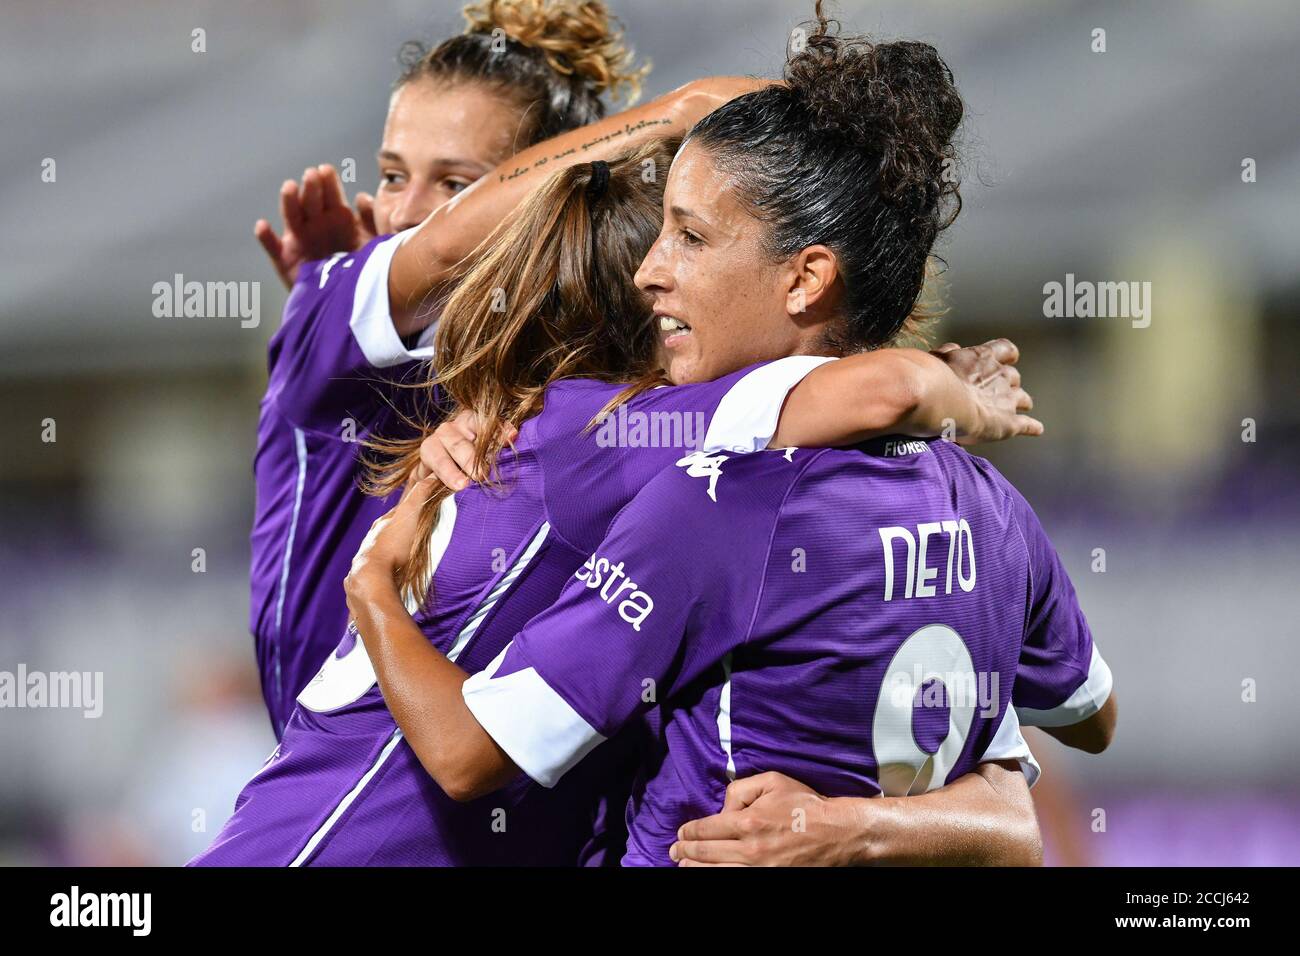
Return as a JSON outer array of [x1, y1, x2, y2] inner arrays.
[[655, 313, 693, 351]]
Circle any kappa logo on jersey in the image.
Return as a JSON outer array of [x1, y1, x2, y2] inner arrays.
[[573, 554, 655, 630], [676, 450, 728, 502], [318, 252, 348, 288]]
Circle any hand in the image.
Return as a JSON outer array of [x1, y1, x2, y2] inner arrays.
[[344, 475, 435, 608], [933, 338, 1043, 445], [670, 771, 862, 867], [415, 410, 518, 491], [254, 164, 375, 289]]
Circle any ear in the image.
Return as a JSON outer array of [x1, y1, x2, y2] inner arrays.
[[783, 245, 840, 318]]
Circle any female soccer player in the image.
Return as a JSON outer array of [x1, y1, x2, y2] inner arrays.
[[247, 0, 682, 736], [193, 130, 1045, 866], [343, 18, 1114, 866]]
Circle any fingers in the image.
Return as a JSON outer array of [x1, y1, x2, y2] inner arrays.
[[670, 839, 749, 865], [415, 414, 515, 492], [933, 341, 961, 354], [677, 811, 744, 843], [452, 409, 479, 441], [355, 192, 378, 240], [1016, 414, 1045, 437], [984, 337, 1020, 366], [300, 166, 324, 219], [254, 220, 292, 289], [446, 425, 485, 481], [720, 772, 777, 812], [419, 425, 476, 491], [1012, 386, 1034, 412], [453, 410, 518, 449], [254, 219, 282, 263], [280, 179, 305, 237], [676, 859, 747, 867], [316, 164, 346, 212]]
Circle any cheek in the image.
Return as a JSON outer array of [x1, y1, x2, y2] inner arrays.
[[371, 193, 395, 234]]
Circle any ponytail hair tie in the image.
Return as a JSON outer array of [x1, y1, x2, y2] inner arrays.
[[587, 160, 610, 200]]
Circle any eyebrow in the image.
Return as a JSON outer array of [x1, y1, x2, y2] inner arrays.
[[376, 151, 491, 173], [670, 204, 703, 223]]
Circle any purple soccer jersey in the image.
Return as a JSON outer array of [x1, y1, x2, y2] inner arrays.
[[250, 232, 438, 736], [463, 437, 1112, 866], [194, 356, 835, 866]]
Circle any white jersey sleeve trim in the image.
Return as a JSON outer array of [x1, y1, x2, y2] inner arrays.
[[982, 704, 1041, 788], [702, 355, 837, 454], [348, 228, 437, 369], [1015, 643, 1113, 728], [462, 645, 606, 789]]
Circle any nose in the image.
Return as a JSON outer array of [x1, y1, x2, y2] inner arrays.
[[389, 185, 435, 233], [635, 234, 672, 295]]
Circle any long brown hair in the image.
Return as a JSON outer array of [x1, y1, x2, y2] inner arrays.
[[366, 136, 678, 604]]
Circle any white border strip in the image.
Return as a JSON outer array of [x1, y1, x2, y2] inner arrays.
[[290, 728, 405, 867], [287, 517, 551, 863], [274, 427, 309, 635], [982, 705, 1041, 788], [716, 652, 736, 781], [703, 355, 836, 453], [1015, 644, 1113, 728], [446, 522, 551, 662], [348, 229, 436, 368]]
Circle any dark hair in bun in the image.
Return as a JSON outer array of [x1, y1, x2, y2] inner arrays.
[[397, 1, 648, 146], [687, 2, 963, 350]]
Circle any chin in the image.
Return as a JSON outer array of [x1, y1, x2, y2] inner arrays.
[[666, 356, 703, 386]]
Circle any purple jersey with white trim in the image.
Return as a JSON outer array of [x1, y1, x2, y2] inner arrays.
[[250, 233, 438, 736], [194, 356, 833, 866], [464, 438, 1110, 866]]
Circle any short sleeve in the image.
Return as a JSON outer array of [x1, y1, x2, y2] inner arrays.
[[345, 229, 438, 369], [462, 465, 761, 787], [697, 355, 837, 453], [979, 705, 1041, 788], [272, 229, 437, 432], [533, 356, 836, 550], [1010, 492, 1113, 727]]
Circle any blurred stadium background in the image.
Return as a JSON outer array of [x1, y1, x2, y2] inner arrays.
[[1, 0, 1296, 865]]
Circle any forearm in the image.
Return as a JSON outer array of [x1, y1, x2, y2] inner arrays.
[[388, 79, 733, 334], [770, 348, 978, 448], [895, 350, 986, 439], [1039, 692, 1118, 754], [348, 574, 516, 800], [835, 762, 1042, 866]]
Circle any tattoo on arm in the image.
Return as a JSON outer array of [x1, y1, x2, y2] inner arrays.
[[497, 118, 675, 183]]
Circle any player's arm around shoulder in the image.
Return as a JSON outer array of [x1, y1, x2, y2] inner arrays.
[[458, 459, 778, 796], [345, 477, 520, 803]]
